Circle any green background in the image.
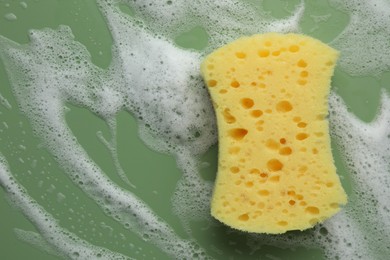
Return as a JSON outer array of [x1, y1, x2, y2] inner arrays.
[[0, 0, 387, 259]]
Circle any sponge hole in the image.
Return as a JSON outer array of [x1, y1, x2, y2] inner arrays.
[[267, 159, 283, 171], [253, 211, 263, 218], [235, 52, 246, 59], [287, 190, 296, 196], [250, 168, 260, 175], [309, 218, 319, 225], [293, 117, 301, 122], [317, 114, 326, 120], [228, 128, 248, 140], [305, 206, 320, 215], [258, 49, 270, 57], [326, 182, 334, 187], [277, 221, 288, 226], [257, 202, 265, 209], [208, 79, 217, 87], [299, 166, 308, 174], [260, 172, 268, 178], [230, 166, 240, 174], [279, 147, 292, 155], [297, 122, 307, 128], [266, 139, 280, 150], [245, 181, 254, 187], [297, 59, 308, 68], [258, 190, 270, 196], [238, 213, 249, 221], [326, 60, 334, 66], [256, 120, 264, 132], [228, 146, 240, 155], [240, 98, 254, 109], [223, 108, 236, 124], [297, 79, 307, 86], [230, 80, 240, 88], [207, 64, 214, 70], [300, 71, 309, 77], [251, 110, 263, 118], [289, 45, 300, 52], [296, 133, 309, 140], [256, 120, 264, 126], [269, 175, 280, 182], [276, 100, 293, 112]]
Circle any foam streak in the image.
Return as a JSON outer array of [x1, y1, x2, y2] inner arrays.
[[0, 155, 129, 260]]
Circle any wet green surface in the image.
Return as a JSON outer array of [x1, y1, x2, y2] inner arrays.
[[0, 0, 387, 259]]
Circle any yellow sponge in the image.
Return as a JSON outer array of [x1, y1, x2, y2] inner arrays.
[[201, 33, 347, 234]]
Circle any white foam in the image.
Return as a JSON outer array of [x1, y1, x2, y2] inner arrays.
[[330, 0, 390, 76], [14, 229, 65, 259], [96, 125, 136, 188], [0, 25, 210, 259], [0, 154, 129, 260], [116, 0, 303, 51], [328, 91, 390, 258]]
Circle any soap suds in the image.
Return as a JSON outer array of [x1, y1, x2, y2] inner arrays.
[[116, 0, 304, 51], [0, 24, 210, 260], [328, 92, 390, 258], [14, 229, 66, 259], [96, 121, 136, 188], [0, 154, 129, 260], [0, 0, 389, 259], [330, 0, 390, 76]]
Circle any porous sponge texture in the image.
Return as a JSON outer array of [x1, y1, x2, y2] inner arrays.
[[201, 33, 347, 234]]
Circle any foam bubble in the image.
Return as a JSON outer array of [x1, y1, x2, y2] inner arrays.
[[20, 2, 28, 9], [4, 13, 17, 21]]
